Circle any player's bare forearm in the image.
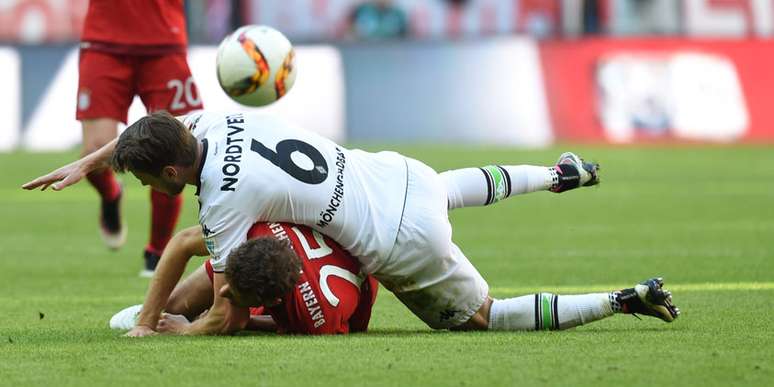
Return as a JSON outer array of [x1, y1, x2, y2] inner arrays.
[[22, 138, 118, 191], [177, 301, 248, 335], [246, 315, 278, 332], [178, 309, 229, 335], [176, 273, 248, 335], [134, 226, 207, 331]]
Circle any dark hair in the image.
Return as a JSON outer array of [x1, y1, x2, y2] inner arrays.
[[110, 111, 198, 175], [224, 237, 302, 303]]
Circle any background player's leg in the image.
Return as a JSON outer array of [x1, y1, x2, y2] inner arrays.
[[77, 50, 134, 250], [137, 53, 202, 277], [142, 189, 183, 277], [82, 118, 125, 249], [442, 153, 599, 210]]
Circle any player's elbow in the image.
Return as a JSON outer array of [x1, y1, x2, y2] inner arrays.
[[174, 226, 206, 256], [178, 226, 201, 244]]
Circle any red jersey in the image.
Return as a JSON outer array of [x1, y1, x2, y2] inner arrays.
[[246, 222, 378, 335], [80, 0, 187, 51]]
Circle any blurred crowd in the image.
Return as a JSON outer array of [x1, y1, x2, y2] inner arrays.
[[165, 0, 685, 42], [0, 0, 770, 44]]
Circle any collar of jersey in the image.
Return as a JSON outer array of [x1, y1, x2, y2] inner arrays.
[[195, 139, 208, 196]]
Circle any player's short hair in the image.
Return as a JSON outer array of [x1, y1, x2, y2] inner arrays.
[[110, 111, 198, 175], [224, 237, 302, 304]]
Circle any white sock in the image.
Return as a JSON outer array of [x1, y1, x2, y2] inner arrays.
[[488, 293, 614, 331], [441, 166, 554, 210]]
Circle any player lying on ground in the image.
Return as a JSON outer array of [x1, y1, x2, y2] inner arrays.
[[24, 110, 679, 334], [118, 221, 679, 336], [113, 222, 378, 335]]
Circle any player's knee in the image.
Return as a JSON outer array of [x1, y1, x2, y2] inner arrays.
[[177, 226, 201, 243], [164, 293, 181, 314], [81, 140, 103, 156], [81, 119, 118, 155], [425, 227, 454, 260], [451, 297, 492, 331], [165, 291, 185, 314], [81, 135, 113, 156]]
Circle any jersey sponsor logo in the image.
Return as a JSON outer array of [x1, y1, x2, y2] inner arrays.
[[202, 223, 217, 255], [316, 147, 346, 228], [202, 223, 215, 237], [298, 281, 326, 328], [220, 113, 246, 192]]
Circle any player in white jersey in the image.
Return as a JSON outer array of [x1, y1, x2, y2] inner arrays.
[[184, 111, 406, 277], [24, 111, 679, 333]]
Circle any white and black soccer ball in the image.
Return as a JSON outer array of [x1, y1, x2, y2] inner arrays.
[[216, 25, 297, 107]]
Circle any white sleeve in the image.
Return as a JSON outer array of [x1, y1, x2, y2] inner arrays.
[[200, 204, 255, 272]]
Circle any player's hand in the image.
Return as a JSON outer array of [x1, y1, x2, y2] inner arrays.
[[22, 159, 91, 191], [124, 325, 158, 337], [157, 313, 191, 334], [23, 137, 117, 191]]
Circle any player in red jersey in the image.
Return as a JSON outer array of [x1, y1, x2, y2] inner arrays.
[[235, 222, 378, 334], [115, 222, 378, 335], [76, 0, 202, 276]]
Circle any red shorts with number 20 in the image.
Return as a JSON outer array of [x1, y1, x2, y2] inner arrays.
[[76, 49, 203, 123]]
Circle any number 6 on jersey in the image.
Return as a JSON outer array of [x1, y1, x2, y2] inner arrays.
[[251, 139, 328, 184]]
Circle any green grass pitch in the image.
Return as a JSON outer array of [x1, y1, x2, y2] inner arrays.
[[1, 145, 772, 386]]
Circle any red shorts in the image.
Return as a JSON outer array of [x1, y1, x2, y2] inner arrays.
[[76, 49, 203, 123]]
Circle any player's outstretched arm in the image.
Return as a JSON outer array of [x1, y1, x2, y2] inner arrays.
[[246, 315, 278, 332], [22, 138, 118, 191], [126, 225, 208, 337]]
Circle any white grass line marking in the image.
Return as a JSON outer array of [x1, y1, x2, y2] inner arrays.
[[489, 282, 774, 294]]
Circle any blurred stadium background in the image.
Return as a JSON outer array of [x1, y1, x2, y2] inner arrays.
[[2, 0, 774, 150]]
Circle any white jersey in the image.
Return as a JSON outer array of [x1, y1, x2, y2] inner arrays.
[[183, 111, 408, 272]]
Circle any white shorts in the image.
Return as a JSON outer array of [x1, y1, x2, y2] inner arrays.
[[372, 158, 489, 329]]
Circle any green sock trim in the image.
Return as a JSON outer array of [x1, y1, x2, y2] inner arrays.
[[541, 294, 553, 331], [482, 165, 508, 204]]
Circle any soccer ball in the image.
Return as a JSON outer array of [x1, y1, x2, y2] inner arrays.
[[216, 25, 297, 107]]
